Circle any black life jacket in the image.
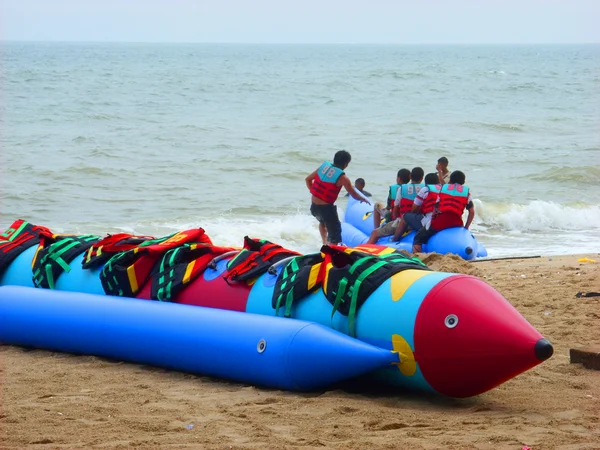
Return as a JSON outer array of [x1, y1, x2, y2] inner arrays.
[[224, 236, 300, 284], [0, 219, 53, 276], [321, 245, 430, 336], [82, 233, 155, 269], [272, 253, 325, 317], [32, 234, 101, 289], [100, 228, 211, 297], [151, 243, 238, 302]]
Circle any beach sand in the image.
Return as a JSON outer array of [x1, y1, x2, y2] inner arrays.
[[1, 253, 599, 449]]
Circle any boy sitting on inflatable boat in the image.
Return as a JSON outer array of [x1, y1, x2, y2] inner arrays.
[[391, 172, 441, 241], [412, 170, 475, 253], [306, 150, 370, 245], [367, 167, 425, 244], [371, 168, 410, 229]]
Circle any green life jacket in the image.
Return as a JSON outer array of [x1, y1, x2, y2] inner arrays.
[[321, 245, 430, 336], [272, 253, 325, 317], [151, 243, 237, 302], [32, 234, 101, 289]]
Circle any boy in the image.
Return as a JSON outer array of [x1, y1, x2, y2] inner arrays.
[[306, 150, 370, 245], [412, 170, 474, 253], [344, 178, 372, 197], [372, 168, 411, 229], [354, 178, 372, 197], [391, 172, 440, 241], [436, 157, 451, 185], [367, 167, 424, 244], [392, 167, 425, 220]]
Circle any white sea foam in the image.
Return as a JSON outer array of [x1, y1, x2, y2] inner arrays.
[[474, 200, 600, 232]]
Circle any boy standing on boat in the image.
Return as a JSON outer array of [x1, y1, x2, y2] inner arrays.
[[306, 150, 370, 245]]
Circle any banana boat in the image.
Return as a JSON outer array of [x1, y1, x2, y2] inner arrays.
[[0, 219, 552, 397]]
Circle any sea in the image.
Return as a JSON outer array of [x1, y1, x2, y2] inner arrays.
[[1, 42, 599, 258]]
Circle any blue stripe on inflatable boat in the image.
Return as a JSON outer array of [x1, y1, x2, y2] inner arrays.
[[0, 285, 398, 391]]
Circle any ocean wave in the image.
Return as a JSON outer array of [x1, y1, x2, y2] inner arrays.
[[64, 165, 110, 176], [529, 166, 600, 185], [507, 82, 543, 92], [89, 149, 122, 159], [278, 150, 324, 164], [462, 121, 525, 132], [88, 113, 122, 120], [367, 71, 427, 80], [475, 200, 600, 232]]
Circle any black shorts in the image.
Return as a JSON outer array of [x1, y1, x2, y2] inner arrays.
[[310, 203, 342, 244], [414, 226, 438, 245]]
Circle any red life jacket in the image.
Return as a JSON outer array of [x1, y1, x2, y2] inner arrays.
[[310, 162, 344, 203], [100, 228, 212, 297], [398, 184, 425, 216], [436, 184, 470, 217], [225, 236, 300, 283], [82, 233, 156, 269], [421, 185, 442, 214], [0, 220, 53, 275]]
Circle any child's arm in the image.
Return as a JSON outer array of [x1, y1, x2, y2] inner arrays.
[[411, 189, 427, 213], [464, 195, 475, 229], [392, 189, 402, 218], [305, 171, 317, 191], [341, 175, 370, 204], [465, 206, 475, 230]]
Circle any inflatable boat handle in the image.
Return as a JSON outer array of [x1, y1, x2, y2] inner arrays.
[[267, 256, 299, 275], [267, 253, 322, 276], [208, 251, 241, 270]]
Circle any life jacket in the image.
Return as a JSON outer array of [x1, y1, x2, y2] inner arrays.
[[386, 184, 401, 210], [271, 244, 428, 336], [151, 243, 238, 302], [32, 234, 101, 289], [100, 228, 211, 297], [272, 253, 325, 317], [82, 233, 155, 269], [0, 219, 53, 276], [310, 161, 344, 203], [420, 184, 442, 215], [271, 243, 411, 317], [435, 184, 470, 217], [321, 245, 430, 336], [225, 236, 301, 284], [398, 183, 425, 216]]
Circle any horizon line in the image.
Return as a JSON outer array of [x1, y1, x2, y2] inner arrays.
[[2, 39, 599, 46]]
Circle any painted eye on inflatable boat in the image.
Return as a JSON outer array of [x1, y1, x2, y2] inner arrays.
[[444, 314, 459, 329]]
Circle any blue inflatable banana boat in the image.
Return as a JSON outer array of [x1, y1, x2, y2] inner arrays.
[[0, 219, 549, 397]]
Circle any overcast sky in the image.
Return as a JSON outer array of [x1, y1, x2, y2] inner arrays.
[[1, 0, 598, 44]]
